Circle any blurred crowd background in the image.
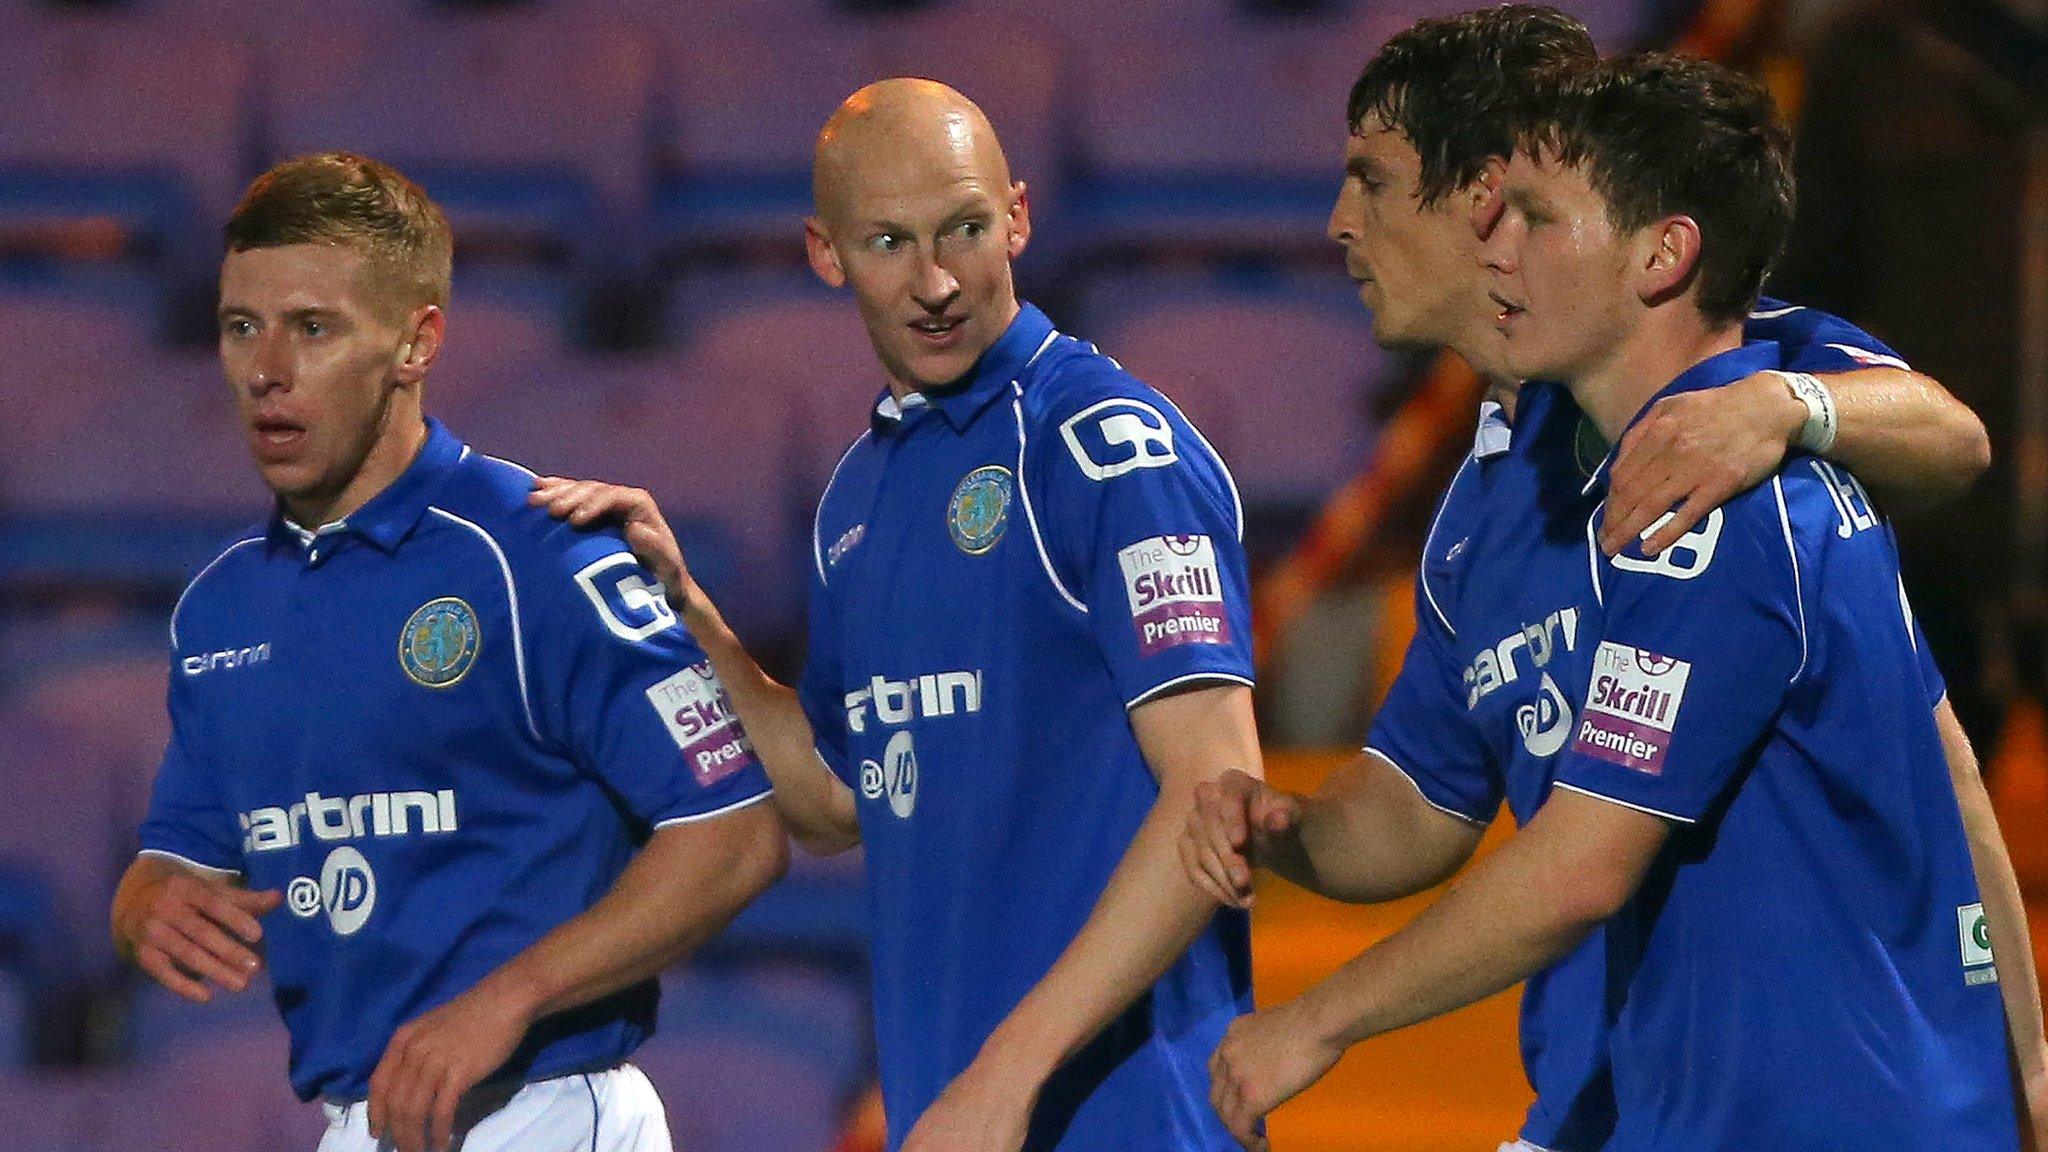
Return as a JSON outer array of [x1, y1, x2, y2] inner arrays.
[[0, 0, 2040, 1148]]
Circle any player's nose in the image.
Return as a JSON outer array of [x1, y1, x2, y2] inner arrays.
[[245, 332, 294, 394], [912, 253, 960, 307]]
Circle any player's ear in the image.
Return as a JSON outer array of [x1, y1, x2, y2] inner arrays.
[[393, 304, 444, 386], [1638, 215, 1703, 307], [805, 216, 847, 288], [1006, 181, 1032, 260], [1470, 159, 1507, 240]]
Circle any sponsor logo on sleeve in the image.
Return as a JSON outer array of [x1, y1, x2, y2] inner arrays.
[[574, 553, 678, 644], [1059, 398, 1179, 480], [646, 662, 754, 786], [1571, 642, 1691, 775], [1119, 535, 1230, 656], [1961, 902, 1998, 985]]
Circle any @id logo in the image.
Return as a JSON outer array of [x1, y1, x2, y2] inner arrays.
[[287, 846, 377, 936], [859, 730, 919, 819], [399, 597, 480, 688], [947, 465, 1013, 555]]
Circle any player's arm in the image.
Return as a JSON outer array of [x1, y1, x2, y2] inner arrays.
[[1939, 698, 2048, 1146], [111, 854, 281, 1003], [529, 477, 860, 854], [905, 683, 1262, 1152], [1186, 755, 1483, 909], [1210, 788, 1666, 1149], [368, 803, 786, 1152], [1605, 359, 1987, 556]]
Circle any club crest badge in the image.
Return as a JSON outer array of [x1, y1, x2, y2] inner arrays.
[[947, 465, 1013, 555], [399, 597, 480, 688]]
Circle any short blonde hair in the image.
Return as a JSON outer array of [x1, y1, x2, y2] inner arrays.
[[225, 152, 453, 317]]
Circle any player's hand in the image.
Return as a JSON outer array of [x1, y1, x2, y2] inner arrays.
[[130, 871, 281, 1003], [900, 1057, 1036, 1152], [366, 978, 535, 1152], [1209, 999, 1345, 1152], [1600, 370, 1804, 557], [1181, 769, 1301, 909], [528, 477, 703, 611]]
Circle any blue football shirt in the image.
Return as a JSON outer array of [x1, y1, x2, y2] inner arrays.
[[1366, 303, 1956, 1150], [799, 303, 1256, 1152], [139, 419, 773, 1101], [1556, 345, 2016, 1152]]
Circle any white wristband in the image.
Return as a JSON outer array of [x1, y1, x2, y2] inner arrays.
[[1778, 371, 1837, 454]]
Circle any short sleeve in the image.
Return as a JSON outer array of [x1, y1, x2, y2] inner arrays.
[[798, 559, 856, 788], [1034, 383, 1255, 708], [1364, 579, 1501, 825], [531, 534, 772, 827], [1744, 300, 1911, 375], [1553, 499, 1804, 823], [138, 664, 244, 874], [1899, 571, 1948, 708]]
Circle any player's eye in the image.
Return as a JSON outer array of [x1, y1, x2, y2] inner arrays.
[[951, 220, 985, 240], [300, 319, 325, 337], [870, 234, 903, 253], [221, 317, 254, 338]]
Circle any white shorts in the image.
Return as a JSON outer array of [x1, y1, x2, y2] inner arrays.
[[317, 1064, 671, 1152], [1498, 1142, 1556, 1152]]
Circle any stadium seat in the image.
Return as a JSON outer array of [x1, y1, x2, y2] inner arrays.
[[260, 13, 655, 269], [1081, 270, 1390, 508], [0, 17, 248, 270], [1062, 9, 1409, 256], [652, 7, 1064, 259]]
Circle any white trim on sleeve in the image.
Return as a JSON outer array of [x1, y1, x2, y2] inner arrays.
[[651, 788, 776, 828], [1549, 780, 1697, 825], [812, 431, 873, 587], [1362, 746, 1493, 828], [1125, 671, 1256, 711], [137, 848, 243, 878], [1417, 458, 1473, 637]]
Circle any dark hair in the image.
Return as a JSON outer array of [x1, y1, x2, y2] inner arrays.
[[1516, 53, 1794, 324], [225, 152, 453, 314], [1347, 5, 1596, 207]]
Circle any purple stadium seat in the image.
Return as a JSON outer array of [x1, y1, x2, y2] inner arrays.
[[1084, 273, 1389, 505], [262, 14, 655, 264], [0, 17, 248, 264], [652, 8, 1064, 254]]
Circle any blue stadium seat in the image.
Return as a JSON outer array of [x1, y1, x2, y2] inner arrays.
[[260, 13, 655, 270], [649, 9, 1065, 260], [1060, 10, 1404, 257], [0, 18, 248, 271], [1080, 269, 1392, 507]]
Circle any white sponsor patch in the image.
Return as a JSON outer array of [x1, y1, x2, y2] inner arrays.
[[646, 663, 753, 786], [1961, 902, 1995, 969], [1571, 642, 1691, 775], [1118, 535, 1230, 656], [575, 553, 678, 643], [1060, 398, 1179, 480]]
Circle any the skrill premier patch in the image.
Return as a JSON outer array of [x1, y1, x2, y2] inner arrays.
[[1118, 534, 1230, 657], [1571, 641, 1691, 775], [646, 662, 754, 786]]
